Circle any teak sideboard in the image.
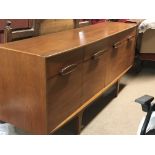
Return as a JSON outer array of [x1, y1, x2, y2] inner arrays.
[[0, 22, 137, 134]]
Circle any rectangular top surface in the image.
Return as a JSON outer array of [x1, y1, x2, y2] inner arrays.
[[0, 22, 136, 57]]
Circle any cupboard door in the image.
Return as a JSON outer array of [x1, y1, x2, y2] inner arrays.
[[46, 49, 83, 132], [105, 34, 136, 85], [82, 45, 109, 102], [105, 41, 128, 85]]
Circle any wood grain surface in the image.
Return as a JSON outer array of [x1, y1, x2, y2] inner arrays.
[[0, 22, 136, 57], [0, 48, 47, 134], [0, 22, 137, 134]]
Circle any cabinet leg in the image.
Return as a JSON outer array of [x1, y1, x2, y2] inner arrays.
[[74, 111, 84, 135], [115, 80, 120, 97]]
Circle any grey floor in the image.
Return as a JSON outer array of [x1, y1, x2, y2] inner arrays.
[[1, 61, 155, 135]]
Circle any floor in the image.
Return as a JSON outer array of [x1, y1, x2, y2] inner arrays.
[[1, 61, 155, 135]]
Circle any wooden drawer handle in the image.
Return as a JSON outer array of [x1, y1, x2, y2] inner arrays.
[[59, 64, 78, 76], [127, 35, 135, 41], [113, 41, 122, 49], [92, 49, 106, 60], [113, 40, 126, 49]]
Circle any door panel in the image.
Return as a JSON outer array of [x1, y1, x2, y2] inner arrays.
[[46, 49, 84, 132], [82, 45, 108, 102]]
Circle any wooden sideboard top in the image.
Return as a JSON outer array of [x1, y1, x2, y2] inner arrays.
[[0, 22, 136, 57]]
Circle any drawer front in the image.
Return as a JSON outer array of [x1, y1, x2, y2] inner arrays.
[[110, 28, 136, 46], [105, 31, 136, 85], [46, 48, 83, 79], [47, 62, 83, 133], [84, 39, 110, 61], [84, 28, 136, 61], [82, 46, 109, 102]]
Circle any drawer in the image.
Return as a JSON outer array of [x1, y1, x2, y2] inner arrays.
[[46, 48, 84, 79], [84, 39, 110, 61], [82, 49, 109, 102], [110, 27, 136, 46], [84, 27, 136, 61], [47, 63, 83, 132]]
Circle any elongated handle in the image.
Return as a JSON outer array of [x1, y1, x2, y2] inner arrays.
[[127, 35, 135, 41], [113, 40, 128, 49], [59, 64, 78, 76], [113, 41, 122, 49], [92, 49, 106, 60]]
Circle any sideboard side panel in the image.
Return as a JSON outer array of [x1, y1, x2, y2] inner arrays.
[[0, 48, 47, 134]]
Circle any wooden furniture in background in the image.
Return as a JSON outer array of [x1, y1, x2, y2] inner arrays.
[[0, 22, 137, 134], [0, 19, 33, 43], [3, 20, 37, 43], [0, 19, 33, 31], [3, 19, 76, 43], [3, 19, 91, 43]]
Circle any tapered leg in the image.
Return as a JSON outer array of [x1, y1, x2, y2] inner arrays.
[[74, 111, 84, 134], [115, 80, 120, 97]]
